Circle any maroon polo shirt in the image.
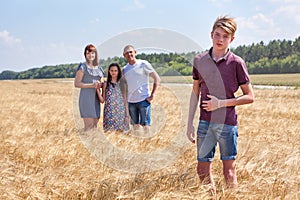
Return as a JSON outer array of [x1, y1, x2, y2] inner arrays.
[[192, 48, 250, 126]]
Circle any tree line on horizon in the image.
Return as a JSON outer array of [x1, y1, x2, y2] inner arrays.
[[0, 36, 299, 80]]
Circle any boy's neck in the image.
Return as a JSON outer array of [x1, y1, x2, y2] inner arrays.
[[212, 48, 229, 61]]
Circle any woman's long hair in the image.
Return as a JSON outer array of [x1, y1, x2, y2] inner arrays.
[[84, 44, 99, 66]]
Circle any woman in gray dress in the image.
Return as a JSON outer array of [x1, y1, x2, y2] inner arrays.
[[74, 44, 104, 131]]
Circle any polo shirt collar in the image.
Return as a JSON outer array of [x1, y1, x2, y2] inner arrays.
[[208, 47, 231, 62]]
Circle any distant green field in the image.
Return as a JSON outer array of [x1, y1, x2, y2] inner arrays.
[[159, 74, 300, 87], [249, 73, 300, 87]]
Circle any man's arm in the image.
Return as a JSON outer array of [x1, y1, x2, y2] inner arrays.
[[147, 71, 160, 102]]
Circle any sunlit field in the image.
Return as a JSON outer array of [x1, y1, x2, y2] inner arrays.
[[0, 77, 299, 199]]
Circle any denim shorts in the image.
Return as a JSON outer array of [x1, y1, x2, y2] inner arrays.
[[196, 120, 238, 162], [128, 99, 151, 126]]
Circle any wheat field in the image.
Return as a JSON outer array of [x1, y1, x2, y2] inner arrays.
[[0, 78, 299, 199]]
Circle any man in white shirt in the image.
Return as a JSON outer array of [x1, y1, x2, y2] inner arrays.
[[122, 45, 160, 131]]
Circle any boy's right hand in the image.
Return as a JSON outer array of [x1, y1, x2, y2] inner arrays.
[[186, 125, 195, 143]]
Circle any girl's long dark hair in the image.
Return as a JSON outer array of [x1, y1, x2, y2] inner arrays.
[[106, 63, 127, 98], [107, 63, 122, 84]]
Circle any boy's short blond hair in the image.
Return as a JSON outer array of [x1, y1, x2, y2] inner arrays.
[[212, 16, 237, 36]]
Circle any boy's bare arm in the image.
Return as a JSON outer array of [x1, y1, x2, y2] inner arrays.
[[202, 83, 254, 111], [186, 80, 200, 142]]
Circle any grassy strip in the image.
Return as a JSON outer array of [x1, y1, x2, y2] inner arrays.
[[159, 74, 300, 87], [13, 74, 299, 87], [249, 73, 300, 87]]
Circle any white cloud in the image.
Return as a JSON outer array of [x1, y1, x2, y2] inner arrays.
[[208, 0, 233, 6], [0, 30, 22, 47], [50, 42, 66, 49], [89, 18, 100, 24], [121, 0, 145, 12], [269, 0, 298, 3], [134, 0, 145, 9], [234, 13, 281, 46], [274, 4, 300, 24], [267, 0, 300, 23], [237, 13, 278, 34], [253, 13, 275, 28]]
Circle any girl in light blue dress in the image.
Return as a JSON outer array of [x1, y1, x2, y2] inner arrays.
[[74, 44, 104, 131]]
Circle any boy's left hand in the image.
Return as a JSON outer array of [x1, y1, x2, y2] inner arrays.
[[202, 94, 219, 111]]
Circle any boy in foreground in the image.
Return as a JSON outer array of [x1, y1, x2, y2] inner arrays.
[[186, 16, 254, 194]]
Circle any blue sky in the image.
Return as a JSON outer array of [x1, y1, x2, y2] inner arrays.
[[0, 0, 299, 72]]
